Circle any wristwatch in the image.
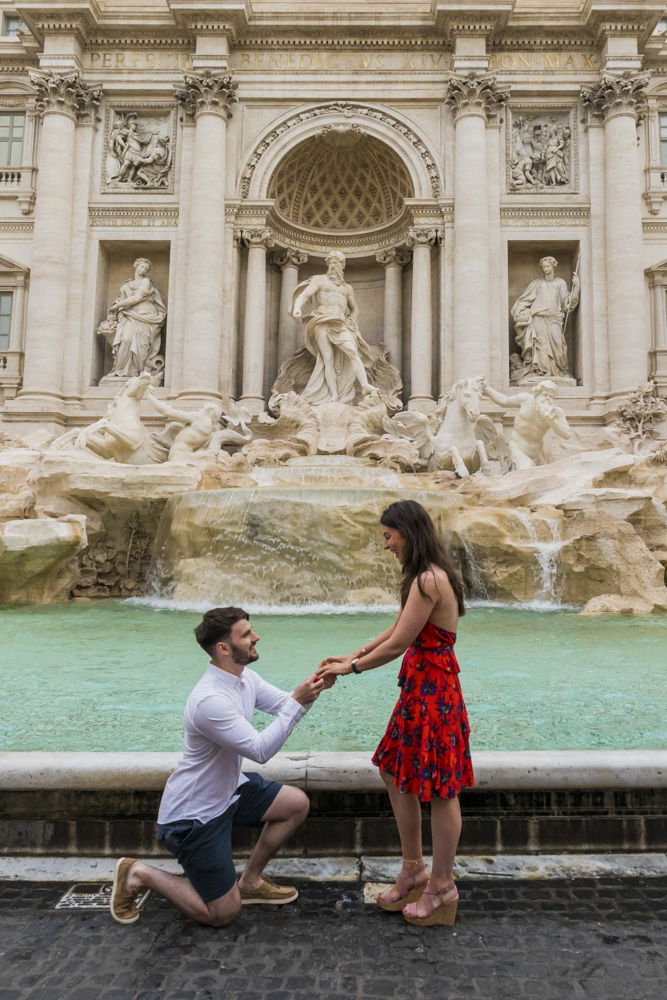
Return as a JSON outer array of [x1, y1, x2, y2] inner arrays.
[[350, 658, 362, 674]]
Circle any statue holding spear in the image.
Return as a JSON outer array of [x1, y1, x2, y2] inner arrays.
[[510, 253, 580, 381]]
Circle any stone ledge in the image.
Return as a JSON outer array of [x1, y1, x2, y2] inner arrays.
[[1, 750, 666, 792]]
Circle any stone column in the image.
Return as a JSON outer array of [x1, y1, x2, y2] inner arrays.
[[20, 72, 101, 405], [406, 227, 439, 410], [175, 71, 237, 402], [376, 247, 410, 370], [446, 74, 508, 382], [240, 228, 274, 413], [582, 73, 649, 395], [272, 248, 307, 368]]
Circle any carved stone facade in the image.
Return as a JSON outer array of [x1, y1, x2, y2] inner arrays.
[[2, 1, 667, 434]]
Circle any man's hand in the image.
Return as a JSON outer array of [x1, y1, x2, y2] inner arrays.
[[292, 674, 325, 706]]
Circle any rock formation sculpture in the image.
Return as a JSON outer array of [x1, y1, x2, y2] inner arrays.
[[510, 256, 579, 382], [98, 258, 166, 384], [614, 380, 667, 455], [243, 392, 320, 466]]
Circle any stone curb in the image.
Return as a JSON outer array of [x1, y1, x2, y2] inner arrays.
[[1, 853, 666, 883], [1, 749, 666, 791]]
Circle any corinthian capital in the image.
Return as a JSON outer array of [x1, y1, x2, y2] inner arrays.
[[175, 70, 238, 119], [241, 228, 275, 250], [29, 70, 102, 122], [406, 227, 441, 249], [376, 247, 412, 268], [581, 72, 650, 124], [446, 73, 510, 121], [272, 248, 308, 270]]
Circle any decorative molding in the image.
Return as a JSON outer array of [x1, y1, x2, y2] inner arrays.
[[240, 101, 441, 200], [240, 227, 274, 250], [102, 103, 177, 195], [88, 205, 179, 228], [271, 248, 308, 270], [446, 73, 510, 122], [376, 247, 411, 268], [643, 219, 667, 233], [581, 72, 650, 124], [0, 220, 34, 233], [265, 203, 426, 257], [506, 105, 579, 194], [174, 70, 237, 119], [406, 226, 441, 248], [28, 70, 101, 122], [500, 205, 590, 227]]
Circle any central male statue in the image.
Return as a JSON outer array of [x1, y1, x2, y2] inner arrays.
[[290, 250, 375, 404]]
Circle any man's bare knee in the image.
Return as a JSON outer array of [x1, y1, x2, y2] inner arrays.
[[263, 785, 310, 823], [204, 885, 241, 928]]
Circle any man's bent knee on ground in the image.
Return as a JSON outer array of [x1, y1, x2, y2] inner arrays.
[[110, 607, 324, 926]]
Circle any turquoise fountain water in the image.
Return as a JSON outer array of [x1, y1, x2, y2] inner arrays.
[[2, 600, 665, 753]]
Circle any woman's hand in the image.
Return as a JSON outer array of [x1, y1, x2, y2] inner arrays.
[[316, 657, 354, 682]]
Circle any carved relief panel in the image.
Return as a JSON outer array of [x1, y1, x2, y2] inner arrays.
[[506, 106, 578, 194], [102, 104, 177, 193]]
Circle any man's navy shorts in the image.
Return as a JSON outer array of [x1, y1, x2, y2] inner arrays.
[[156, 772, 282, 903]]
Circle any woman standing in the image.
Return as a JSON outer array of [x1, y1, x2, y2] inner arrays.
[[317, 500, 474, 926]]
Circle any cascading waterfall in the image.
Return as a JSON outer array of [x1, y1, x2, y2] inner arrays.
[[512, 512, 565, 606]]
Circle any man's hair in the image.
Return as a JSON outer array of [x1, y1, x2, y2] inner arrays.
[[194, 606, 249, 656]]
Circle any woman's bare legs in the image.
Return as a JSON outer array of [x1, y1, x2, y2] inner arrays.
[[378, 770, 429, 904], [404, 795, 461, 919]]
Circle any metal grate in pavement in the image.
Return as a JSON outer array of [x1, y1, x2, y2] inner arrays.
[[53, 882, 150, 912]]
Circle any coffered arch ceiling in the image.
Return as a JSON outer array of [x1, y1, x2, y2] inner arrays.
[[268, 130, 415, 232]]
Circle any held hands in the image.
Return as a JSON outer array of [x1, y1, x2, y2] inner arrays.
[[315, 656, 354, 684], [292, 674, 325, 706]]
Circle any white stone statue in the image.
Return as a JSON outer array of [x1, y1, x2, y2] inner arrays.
[[290, 250, 375, 404], [510, 256, 579, 382], [482, 379, 572, 470], [146, 390, 252, 462], [386, 377, 501, 477], [50, 372, 163, 464], [99, 258, 167, 384], [272, 250, 402, 413]]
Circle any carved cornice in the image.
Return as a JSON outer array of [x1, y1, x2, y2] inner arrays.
[[28, 70, 101, 122], [271, 248, 307, 270], [446, 73, 510, 121], [88, 205, 179, 228], [240, 101, 441, 200], [240, 227, 274, 250], [0, 220, 33, 234], [174, 70, 237, 119], [376, 247, 411, 268], [581, 72, 650, 123], [499, 205, 590, 227]]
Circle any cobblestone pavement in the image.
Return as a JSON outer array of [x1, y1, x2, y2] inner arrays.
[[0, 877, 665, 1000]]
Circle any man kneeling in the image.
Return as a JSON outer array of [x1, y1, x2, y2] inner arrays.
[[110, 606, 324, 927]]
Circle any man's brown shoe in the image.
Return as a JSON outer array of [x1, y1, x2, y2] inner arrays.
[[110, 857, 142, 924], [238, 877, 298, 905]]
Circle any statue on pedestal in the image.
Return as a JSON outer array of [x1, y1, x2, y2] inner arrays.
[[482, 379, 572, 470], [99, 258, 166, 385], [272, 250, 401, 412], [510, 256, 579, 383]]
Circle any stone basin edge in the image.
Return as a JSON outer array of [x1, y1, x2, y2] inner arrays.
[[1, 750, 665, 792]]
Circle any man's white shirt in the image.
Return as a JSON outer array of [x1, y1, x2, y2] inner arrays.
[[158, 663, 309, 825]]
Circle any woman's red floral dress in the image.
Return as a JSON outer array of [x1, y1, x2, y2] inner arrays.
[[372, 621, 474, 801]]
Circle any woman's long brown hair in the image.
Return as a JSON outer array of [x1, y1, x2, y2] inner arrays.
[[380, 499, 466, 615]]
